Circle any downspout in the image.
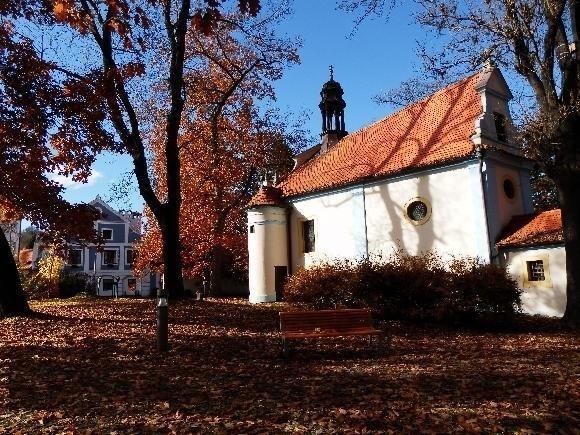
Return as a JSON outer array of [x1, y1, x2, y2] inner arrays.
[[362, 185, 369, 258], [476, 145, 494, 263], [285, 206, 292, 275]]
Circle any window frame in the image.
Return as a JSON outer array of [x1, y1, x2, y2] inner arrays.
[[522, 254, 552, 289], [68, 248, 83, 267], [101, 248, 119, 266], [102, 278, 115, 292], [101, 228, 113, 241], [403, 197, 432, 226], [302, 219, 316, 254]]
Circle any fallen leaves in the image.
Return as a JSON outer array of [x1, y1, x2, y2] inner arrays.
[[0, 296, 578, 433]]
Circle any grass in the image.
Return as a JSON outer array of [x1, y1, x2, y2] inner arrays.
[[0, 296, 578, 433]]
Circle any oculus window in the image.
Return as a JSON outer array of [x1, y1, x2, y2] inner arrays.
[[302, 220, 315, 253], [404, 198, 432, 226], [503, 178, 516, 200]]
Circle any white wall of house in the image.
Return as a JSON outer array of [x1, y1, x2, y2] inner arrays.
[[500, 245, 567, 317], [288, 161, 491, 271]]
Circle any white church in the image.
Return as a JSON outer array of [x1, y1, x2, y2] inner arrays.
[[247, 66, 567, 317]]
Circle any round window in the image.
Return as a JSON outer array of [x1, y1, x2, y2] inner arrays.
[[405, 199, 431, 225], [503, 178, 516, 200]]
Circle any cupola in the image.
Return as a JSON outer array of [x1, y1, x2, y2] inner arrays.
[[319, 66, 348, 152]]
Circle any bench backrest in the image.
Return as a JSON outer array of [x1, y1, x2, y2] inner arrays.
[[279, 309, 374, 332]]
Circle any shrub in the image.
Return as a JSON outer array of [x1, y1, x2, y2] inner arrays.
[[284, 251, 521, 325], [20, 269, 94, 300]]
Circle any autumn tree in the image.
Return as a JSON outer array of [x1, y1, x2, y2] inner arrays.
[[136, 17, 301, 294], [0, 14, 98, 315], [341, 0, 580, 326], [0, 0, 269, 298]]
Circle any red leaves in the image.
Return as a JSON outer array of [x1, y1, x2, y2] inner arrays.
[[0, 298, 577, 432]]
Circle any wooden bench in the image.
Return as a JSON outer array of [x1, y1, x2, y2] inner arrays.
[[279, 308, 384, 356]]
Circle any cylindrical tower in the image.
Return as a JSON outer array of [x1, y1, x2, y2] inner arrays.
[[247, 185, 289, 303]]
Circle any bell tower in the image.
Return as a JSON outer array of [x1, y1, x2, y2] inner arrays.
[[319, 66, 348, 152]]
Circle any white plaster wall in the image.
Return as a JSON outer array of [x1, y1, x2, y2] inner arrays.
[[502, 246, 567, 317], [290, 189, 358, 270], [248, 206, 288, 302], [364, 163, 489, 261]]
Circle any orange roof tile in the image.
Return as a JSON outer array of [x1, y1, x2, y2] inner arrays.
[[277, 73, 484, 197], [248, 185, 284, 207], [497, 209, 563, 248]]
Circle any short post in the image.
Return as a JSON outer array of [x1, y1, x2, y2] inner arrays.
[[157, 288, 168, 352]]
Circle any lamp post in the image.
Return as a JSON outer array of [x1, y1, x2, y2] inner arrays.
[[157, 275, 168, 352]]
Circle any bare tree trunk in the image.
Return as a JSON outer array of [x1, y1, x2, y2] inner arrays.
[[557, 169, 580, 327], [160, 207, 184, 299], [0, 229, 30, 316]]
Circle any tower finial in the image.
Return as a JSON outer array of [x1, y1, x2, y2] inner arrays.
[[329, 65, 334, 80]]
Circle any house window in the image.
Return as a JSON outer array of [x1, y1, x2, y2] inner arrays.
[[126, 249, 137, 265], [494, 112, 508, 142], [101, 228, 113, 240], [249, 225, 255, 234], [102, 249, 118, 265], [102, 278, 115, 292], [302, 220, 315, 253], [127, 278, 137, 293], [68, 249, 82, 267], [527, 260, 545, 281]]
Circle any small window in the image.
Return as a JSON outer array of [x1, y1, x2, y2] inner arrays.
[[102, 249, 118, 265], [503, 178, 516, 200], [127, 278, 137, 292], [527, 260, 545, 281], [302, 220, 315, 253], [405, 198, 431, 225], [494, 112, 508, 142], [68, 249, 82, 266], [101, 229, 113, 240], [126, 249, 137, 265], [102, 278, 115, 291], [249, 225, 255, 234]]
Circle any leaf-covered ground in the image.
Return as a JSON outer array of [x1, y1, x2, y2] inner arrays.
[[0, 297, 578, 433]]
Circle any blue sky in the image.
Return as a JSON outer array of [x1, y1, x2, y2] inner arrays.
[[58, 1, 422, 212]]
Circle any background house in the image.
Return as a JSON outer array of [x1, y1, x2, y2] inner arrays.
[[248, 66, 567, 316], [64, 196, 158, 297]]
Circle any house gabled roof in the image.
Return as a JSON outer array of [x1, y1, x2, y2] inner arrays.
[[497, 209, 563, 249], [275, 72, 486, 198]]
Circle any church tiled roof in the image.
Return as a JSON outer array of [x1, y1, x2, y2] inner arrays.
[[497, 209, 563, 248], [277, 73, 484, 197], [248, 186, 284, 207]]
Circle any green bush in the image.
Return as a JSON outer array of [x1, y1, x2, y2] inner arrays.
[[20, 269, 94, 300], [284, 251, 521, 325]]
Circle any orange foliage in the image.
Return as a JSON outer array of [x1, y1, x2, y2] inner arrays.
[[136, 19, 299, 283]]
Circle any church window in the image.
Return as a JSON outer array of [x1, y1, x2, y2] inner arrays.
[[302, 220, 315, 253], [405, 198, 431, 225], [527, 260, 545, 281], [503, 178, 516, 200], [493, 112, 508, 142]]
